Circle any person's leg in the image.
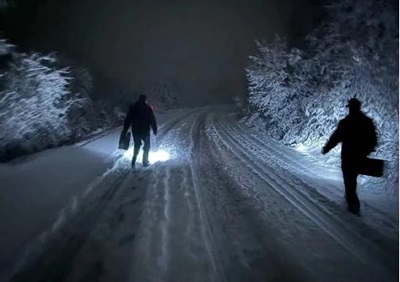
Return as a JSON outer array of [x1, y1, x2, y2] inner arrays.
[[342, 161, 360, 213], [343, 171, 358, 201], [142, 134, 150, 166], [132, 135, 142, 167]]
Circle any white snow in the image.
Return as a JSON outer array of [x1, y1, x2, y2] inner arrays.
[[0, 106, 397, 282]]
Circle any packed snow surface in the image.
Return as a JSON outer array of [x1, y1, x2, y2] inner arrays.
[[1, 106, 398, 282]]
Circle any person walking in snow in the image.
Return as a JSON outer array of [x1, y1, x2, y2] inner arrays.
[[122, 94, 157, 168], [322, 98, 377, 214]]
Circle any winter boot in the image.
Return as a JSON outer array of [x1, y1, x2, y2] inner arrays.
[[347, 202, 360, 215]]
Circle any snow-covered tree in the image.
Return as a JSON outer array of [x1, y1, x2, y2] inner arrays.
[[303, 0, 398, 177], [61, 65, 96, 139], [244, 0, 398, 192], [245, 37, 308, 141], [0, 53, 72, 159]]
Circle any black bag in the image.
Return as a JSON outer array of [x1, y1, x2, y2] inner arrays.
[[119, 132, 130, 150], [358, 157, 384, 177]]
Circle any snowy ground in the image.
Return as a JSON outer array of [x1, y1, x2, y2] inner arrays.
[[1, 106, 398, 282]]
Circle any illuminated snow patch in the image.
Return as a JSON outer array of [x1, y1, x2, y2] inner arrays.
[[122, 147, 171, 163], [149, 150, 171, 162], [294, 140, 328, 155], [295, 143, 308, 153]]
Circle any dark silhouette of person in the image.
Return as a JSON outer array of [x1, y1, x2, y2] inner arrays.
[[122, 94, 157, 167], [322, 98, 377, 214]]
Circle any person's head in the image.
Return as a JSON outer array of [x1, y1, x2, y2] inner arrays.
[[138, 94, 147, 103], [346, 97, 361, 115]]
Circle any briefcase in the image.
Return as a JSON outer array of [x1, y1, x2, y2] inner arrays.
[[118, 132, 130, 150], [358, 157, 384, 177]]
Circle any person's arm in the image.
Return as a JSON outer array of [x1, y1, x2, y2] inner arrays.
[[122, 105, 133, 134], [149, 107, 157, 135], [322, 121, 344, 154]]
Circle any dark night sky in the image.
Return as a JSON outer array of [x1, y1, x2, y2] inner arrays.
[[0, 0, 324, 105]]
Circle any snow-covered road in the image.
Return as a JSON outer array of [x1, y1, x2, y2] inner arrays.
[[4, 106, 398, 282]]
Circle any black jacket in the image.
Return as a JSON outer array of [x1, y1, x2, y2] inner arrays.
[[123, 101, 157, 135], [324, 111, 377, 160]]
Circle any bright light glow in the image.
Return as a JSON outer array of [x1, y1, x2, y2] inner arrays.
[[122, 147, 171, 164], [295, 143, 308, 153], [294, 140, 328, 155]]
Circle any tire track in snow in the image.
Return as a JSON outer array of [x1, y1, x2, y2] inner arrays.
[[157, 109, 195, 136], [129, 108, 220, 282], [187, 112, 221, 281], [207, 113, 396, 277], [205, 117, 386, 281], [234, 120, 335, 177], [221, 127, 364, 259], [151, 166, 170, 280], [62, 169, 153, 282], [233, 119, 398, 230], [219, 117, 398, 260], [10, 110, 197, 282], [182, 164, 194, 240], [160, 166, 171, 275], [127, 110, 206, 282], [11, 165, 132, 282], [199, 111, 314, 281]]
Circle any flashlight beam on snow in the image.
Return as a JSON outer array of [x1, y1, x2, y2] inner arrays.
[[123, 147, 171, 163]]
